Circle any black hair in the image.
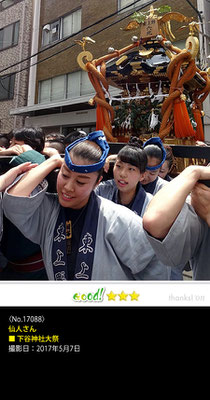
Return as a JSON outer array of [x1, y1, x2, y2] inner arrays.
[[69, 140, 103, 181], [117, 137, 147, 173], [0, 134, 10, 148], [143, 144, 163, 162], [128, 136, 143, 147], [45, 133, 65, 141], [13, 127, 45, 152], [64, 130, 87, 146], [46, 140, 65, 154]]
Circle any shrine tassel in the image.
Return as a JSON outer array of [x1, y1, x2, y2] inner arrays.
[[173, 99, 196, 139], [192, 108, 204, 142]]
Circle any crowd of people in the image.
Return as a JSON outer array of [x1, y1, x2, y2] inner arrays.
[[0, 126, 209, 281]]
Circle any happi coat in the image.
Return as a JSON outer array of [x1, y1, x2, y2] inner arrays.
[[3, 180, 171, 280], [95, 179, 152, 217], [144, 202, 210, 280]]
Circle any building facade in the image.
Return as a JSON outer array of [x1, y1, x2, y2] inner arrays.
[[197, 0, 210, 140], [0, 0, 33, 134], [6, 0, 208, 138]]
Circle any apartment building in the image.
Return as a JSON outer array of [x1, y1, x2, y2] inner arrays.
[[8, 0, 201, 137], [0, 0, 33, 134]]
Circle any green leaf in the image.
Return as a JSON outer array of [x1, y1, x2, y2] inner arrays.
[[157, 5, 172, 14], [131, 11, 146, 24]]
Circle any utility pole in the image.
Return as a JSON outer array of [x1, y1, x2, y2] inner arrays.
[[27, 0, 41, 107]]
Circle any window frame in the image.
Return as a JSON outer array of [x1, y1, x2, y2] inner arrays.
[[38, 71, 93, 104], [118, 0, 135, 13], [0, 20, 20, 51], [118, 0, 148, 13], [41, 8, 82, 47], [0, 0, 22, 12], [0, 73, 16, 101]]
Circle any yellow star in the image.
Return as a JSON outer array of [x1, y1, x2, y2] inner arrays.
[[107, 291, 117, 301], [118, 291, 128, 301], [130, 291, 140, 301]]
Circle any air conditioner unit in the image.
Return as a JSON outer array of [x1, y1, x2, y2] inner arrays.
[[43, 24, 51, 32]]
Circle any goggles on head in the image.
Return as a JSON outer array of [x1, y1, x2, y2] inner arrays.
[[143, 137, 166, 171], [64, 130, 110, 173]]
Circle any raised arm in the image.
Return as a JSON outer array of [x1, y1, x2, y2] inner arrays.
[[143, 165, 210, 239], [8, 154, 63, 197], [0, 162, 38, 192], [191, 183, 210, 227]]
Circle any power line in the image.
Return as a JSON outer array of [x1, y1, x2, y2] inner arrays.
[[0, 0, 157, 82], [0, 0, 207, 98], [1, 0, 204, 80], [0, 0, 146, 76]]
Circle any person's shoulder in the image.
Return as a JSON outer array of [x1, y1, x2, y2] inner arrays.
[[144, 191, 153, 203], [10, 149, 46, 167], [95, 179, 116, 195], [155, 176, 169, 191], [98, 179, 116, 189], [45, 191, 59, 205], [99, 195, 141, 221], [157, 176, 168, 185]]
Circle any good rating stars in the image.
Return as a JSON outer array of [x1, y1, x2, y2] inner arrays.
[[106, 291, 139, 301]]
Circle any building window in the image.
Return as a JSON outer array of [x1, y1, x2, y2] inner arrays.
[[67, 71, 81, 99], [118, 0, 135, 12], [0, 74, 15, 101], [39, 79, 51, 104], [42, 20, 60, 47], [39, 71, 93, 104], [42, 8, 81, 47], [51, 75, 65, 102], [0, 21, 19, 50], [0, 0, 14, 10], [0, 0, 22, 11], [81, 71, 93, 96], [118, 0, 148, 12], [63, 9, 81, 38]]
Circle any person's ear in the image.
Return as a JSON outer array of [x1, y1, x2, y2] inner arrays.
[[94, 175, 103, 188], [139, 172, 146, 182]]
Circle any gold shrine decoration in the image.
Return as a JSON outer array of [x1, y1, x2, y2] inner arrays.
[[76, 37, 95, 71], [77, 51, 93, 71], [123, 8, 194, 43], [158, 12, 194, 42], [75, 6, 210, 143]]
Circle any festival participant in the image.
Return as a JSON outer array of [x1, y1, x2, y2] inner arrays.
[[95, 137, 152, 217], [63, 130, 87, 148], [0, 134, 10, 149], [143, 165, 210, 279], [0, 162, 37, 206], [141, 137, 168, 194], [157, 144, 184, 279], [95, 137, 174, 280], [9, 127, 45, 153], [0, 163, 37, 271], [3, 131, 171, 280], [158, 145, 175, 181], [0, 128, 48, 280], [142, 137, 184, 279]]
